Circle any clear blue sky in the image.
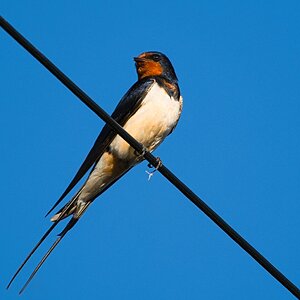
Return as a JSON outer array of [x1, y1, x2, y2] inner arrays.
[[1, 1, 300, 299]]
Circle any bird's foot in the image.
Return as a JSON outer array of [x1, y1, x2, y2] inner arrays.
[[146, 157, 162, 180], [135, 146, 149, 161]]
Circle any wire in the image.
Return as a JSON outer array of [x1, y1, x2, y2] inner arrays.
[[1, 16, 299, 299]]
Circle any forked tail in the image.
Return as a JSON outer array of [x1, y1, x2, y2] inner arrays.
[[7, 195, 91, 294]]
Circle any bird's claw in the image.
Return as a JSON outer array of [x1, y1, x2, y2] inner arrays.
[[135, 146, 148, 161], [145, 157, 162, 180]]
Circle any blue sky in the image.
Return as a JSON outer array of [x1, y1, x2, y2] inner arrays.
[[1, 1, 300, 299]]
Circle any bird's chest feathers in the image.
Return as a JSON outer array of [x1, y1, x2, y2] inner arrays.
[[111, 83, 181, 159]]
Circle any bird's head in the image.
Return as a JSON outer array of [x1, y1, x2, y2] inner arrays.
[[134, 51, 178, 82]]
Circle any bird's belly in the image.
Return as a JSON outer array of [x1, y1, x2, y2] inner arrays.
[[79, 84, 182, 202], [110, 84, 181, 160]]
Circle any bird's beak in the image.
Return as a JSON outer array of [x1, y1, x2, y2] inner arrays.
[[134, 57, 146, 63]]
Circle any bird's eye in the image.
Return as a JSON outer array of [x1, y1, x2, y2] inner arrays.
[[152, 54, 160, 61]]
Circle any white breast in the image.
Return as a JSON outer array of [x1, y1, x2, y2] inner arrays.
[[110, 81, 182, 160]]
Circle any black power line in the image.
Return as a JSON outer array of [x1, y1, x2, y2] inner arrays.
[[1, 16, 299, 299]]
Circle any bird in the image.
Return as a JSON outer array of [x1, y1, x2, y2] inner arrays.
[[7, 51, 183, 293]]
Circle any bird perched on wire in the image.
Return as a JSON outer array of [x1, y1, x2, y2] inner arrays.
[[8, 51, 183, 293]]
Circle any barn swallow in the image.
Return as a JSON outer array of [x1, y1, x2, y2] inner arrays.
[[7, 51, 183, 293]]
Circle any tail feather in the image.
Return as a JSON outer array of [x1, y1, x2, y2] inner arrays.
[[8, 166, 131, 292], [74, 200, 92, 220], [50, 205, 76, 222], [19, 206, 92, 294], [7, 192, 83, 292], [19, 217, 79, 294], [50, 188, 82, 222], [6, 222, 59, 290]]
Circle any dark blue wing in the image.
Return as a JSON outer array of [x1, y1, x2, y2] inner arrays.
[[46, 78, 155, 216]]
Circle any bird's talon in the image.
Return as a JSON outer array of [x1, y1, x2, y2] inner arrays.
[[135, 146, 148, 160], [141, 146, 148, 157], [154, 157, 162, 170], [145, 157, 162, 180]]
